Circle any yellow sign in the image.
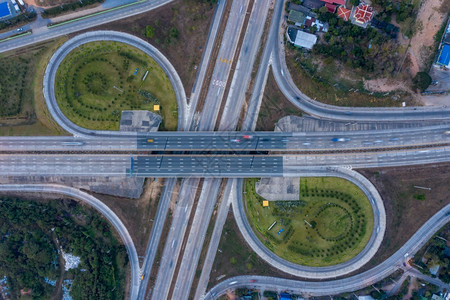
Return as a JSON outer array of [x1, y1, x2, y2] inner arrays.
[[263, 200, 269, 207], [154, 105, 160, 111]]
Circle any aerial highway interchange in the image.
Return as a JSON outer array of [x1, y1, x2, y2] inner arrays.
[[0, 0, 449, 299]]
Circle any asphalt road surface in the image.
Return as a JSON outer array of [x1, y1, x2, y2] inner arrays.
[[0, 150, 448, 177], [0, 0, 175, 54], [1, 126, 448, 152], [197, 0, 250, 131], [151, 178, 200, 300], [136, 178, 175, 299]]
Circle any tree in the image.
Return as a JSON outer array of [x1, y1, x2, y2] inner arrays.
[[310, 25, 318, 34], [412, 72, 432, 92], [350, 0, 360, 6], [145, 25, 155, 39], [170, 27, 180, 40]]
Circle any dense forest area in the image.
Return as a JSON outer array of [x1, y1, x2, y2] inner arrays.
[[0, 197, 128, 299]]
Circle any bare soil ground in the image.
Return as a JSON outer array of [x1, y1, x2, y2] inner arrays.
[[357, 163, 450, 270], [24, 0, 83, 9], [91, 178, 164, 257], [256, 70, 303, 131], [81, 0, 217, 96], [207, 212, 301, 290], [408, 0, 447, 75]]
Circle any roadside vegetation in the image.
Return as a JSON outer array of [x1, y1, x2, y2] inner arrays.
[[286, 44, 415, 107], [0, 39, 67, 136], [244, 177, 373, 266], [0, 11, 36, 32], [285, 0, 447, 106], [413, 222, 449, 283], [43, 0, 104, 17], [55, 41, 177, 130], [0, 196, 128, 299]]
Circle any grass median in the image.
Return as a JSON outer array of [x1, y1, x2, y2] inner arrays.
[[244, 177, 374, 267], [55, 41, 177, 131]]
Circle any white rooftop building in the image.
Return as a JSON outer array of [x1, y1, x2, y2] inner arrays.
[[287, 27, 318, 50]]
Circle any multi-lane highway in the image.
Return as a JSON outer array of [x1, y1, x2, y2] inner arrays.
[[0, 126, 449, 152], [0, 149, 448, 177], [0, 0, 449, 299]]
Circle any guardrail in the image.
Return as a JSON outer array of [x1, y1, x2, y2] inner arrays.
[[0, 30, 31, 43]]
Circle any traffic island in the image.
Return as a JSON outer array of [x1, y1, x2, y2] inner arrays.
[[54, 40, 177, 131], [244, 177, 374, 267]]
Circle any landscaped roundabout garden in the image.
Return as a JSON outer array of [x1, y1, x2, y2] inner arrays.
[[55, 41, 177, 130], [244, 177, 374, 267]]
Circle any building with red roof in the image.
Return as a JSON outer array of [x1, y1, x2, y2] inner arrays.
[[352, 3, 373, 26], [321, 0, 346, 6], [325, 3, 337, 13], [337, 6, 351, 21]]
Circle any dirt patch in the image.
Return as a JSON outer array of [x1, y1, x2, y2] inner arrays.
[[24, 0, 81, 9], [357, 163, 450, 270], [408, 0, 448, 75], [90, 178, 164, 257], [256, 70, 302, 131], [208, 212, 302, 290], [363, 77, 414, 93], [77, 0, 217, 96]]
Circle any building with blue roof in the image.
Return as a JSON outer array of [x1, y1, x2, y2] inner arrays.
[[0, 1, 11, 19], [437, 44, 450, 68], [280, 293, 292, 300]]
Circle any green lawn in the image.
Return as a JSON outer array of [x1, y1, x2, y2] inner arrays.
[[244, 177, 374, 266], [55, 41, 177, 131]]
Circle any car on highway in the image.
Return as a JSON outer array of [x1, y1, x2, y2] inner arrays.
[[242, 135, 253, 139], [231, 139, 241, 143], [61, 141, 85, 146], [16, 27, 23, 32], [302, 142, 311, 146], [250, 279, 257, 283], [331, 137, 350, 142], [147, 139, 154, 142]]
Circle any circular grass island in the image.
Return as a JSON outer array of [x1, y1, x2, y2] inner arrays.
[[244, 177, 374, 267], [55, 41, 177, 131]]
